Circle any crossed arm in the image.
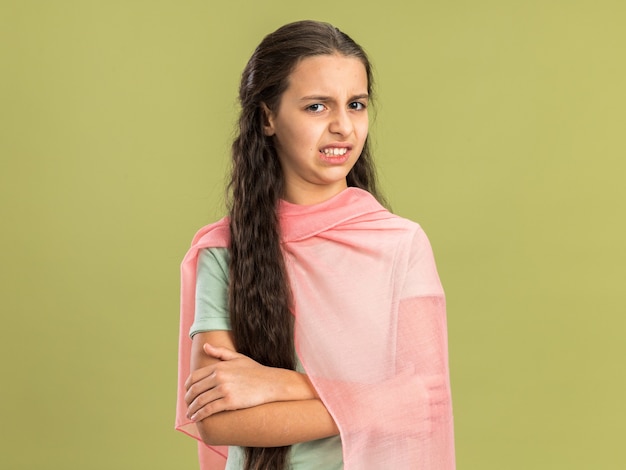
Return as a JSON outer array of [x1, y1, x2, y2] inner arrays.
[[185, 330, 339, 447]]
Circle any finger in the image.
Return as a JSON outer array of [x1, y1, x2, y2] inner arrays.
[[187, 385, 231, 420], [184, 372, 199, 390], [184, 367, 214, 391], [203, 343, 240, 361], [187, 390, 221, 420], [185, 374, 217, 406], [190, 404, 220, 422], [190, 393, 233, 421]]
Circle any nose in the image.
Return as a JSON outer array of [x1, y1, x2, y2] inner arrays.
[[328, 108, 354, 136]]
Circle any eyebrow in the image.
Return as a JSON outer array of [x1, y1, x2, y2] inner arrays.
[[299, 93, 369, 102]]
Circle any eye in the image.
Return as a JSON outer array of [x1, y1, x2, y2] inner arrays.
[[349, 101, 367, 111], [306, 103, 326, 113]]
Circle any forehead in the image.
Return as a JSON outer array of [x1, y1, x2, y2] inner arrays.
[[284, 54, 368, 96]]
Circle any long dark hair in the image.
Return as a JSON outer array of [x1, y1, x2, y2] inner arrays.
[[227, 20, 383, 470]]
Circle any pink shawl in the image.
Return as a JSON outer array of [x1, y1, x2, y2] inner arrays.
[[175, 188, 455, 469]]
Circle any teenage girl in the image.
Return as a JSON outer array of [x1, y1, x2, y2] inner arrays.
[[176, 20, 455, 470]]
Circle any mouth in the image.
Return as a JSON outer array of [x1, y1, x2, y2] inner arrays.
[[320, 147, 349, 157], [319, 146, 351, 164]]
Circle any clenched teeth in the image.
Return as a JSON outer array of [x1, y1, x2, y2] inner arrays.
[[321, 148, 348, 156]]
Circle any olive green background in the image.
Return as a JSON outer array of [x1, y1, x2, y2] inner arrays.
[[1, 1, 624, 469]]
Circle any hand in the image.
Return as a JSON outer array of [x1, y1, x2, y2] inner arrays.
[[184, 343, 282, 421]]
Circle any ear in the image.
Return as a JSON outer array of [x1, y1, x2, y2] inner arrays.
[[261, 103, 276, 136]]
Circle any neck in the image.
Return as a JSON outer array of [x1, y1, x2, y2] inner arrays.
[[282, 181, 348, 206]]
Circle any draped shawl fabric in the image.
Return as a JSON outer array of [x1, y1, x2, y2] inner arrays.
[[175, 188, 455, 469]]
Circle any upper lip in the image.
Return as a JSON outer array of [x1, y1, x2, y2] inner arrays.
[[320, 143, 352, 150]]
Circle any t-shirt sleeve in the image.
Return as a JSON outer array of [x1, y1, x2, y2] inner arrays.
[[189, 247, 231, 337]]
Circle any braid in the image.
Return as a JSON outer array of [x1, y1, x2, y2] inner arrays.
[[228, 107, 294, 370], [225, 20, 382, 470]]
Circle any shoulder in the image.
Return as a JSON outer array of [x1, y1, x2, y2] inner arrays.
[[181, 218, 230, 276], [366, 210, 425, 241], [190, 217, 231, 249], [376, 215, 444, 297], [388, 215, 434, 256], [377, 213, 438, 268], [197, 246, 230, 276]]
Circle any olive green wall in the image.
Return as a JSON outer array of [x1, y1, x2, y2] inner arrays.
[[2, 1, 624, 468]]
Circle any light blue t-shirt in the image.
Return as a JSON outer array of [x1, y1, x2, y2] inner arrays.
[[191, 247, 343, 470]]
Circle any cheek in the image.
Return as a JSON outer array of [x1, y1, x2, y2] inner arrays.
[[276, 127, 318, 160], [298, 127, 322, 150], [280, 121, 312, 147], [356, 113, 369, 133], [356, 120, 369, 143]]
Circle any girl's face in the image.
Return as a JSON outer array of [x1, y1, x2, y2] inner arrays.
[[264, 54, 369, 205]]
